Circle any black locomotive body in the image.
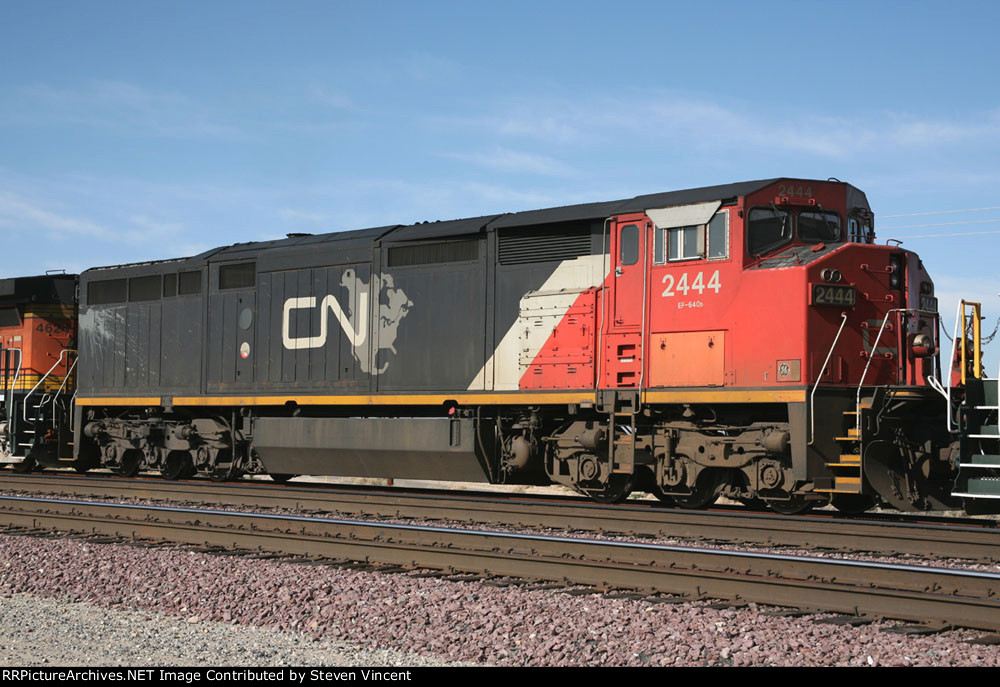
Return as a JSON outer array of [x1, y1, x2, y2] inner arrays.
[[74, 196, 612, 483]]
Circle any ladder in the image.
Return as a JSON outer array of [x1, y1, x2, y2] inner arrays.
[[953, 378, 1000, 510], [815, 398, 871, 494], [609, 392, 638, 475], [948, 302, 1000, 512]]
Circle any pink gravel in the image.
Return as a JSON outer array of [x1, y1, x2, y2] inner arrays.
[[1, 533, 999, 666]]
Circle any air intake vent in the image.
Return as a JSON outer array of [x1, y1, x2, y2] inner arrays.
[[387, 239, 480, 267], [498, 227, 593, 265]]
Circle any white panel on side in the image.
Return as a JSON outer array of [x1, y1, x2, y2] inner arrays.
[[647, 201, 721, 229], [469, 254, 608, 391]]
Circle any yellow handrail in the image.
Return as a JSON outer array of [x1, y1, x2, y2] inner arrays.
[[960, 300, 982, 384]]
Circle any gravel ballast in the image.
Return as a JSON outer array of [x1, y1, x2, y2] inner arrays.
[[0, 593, 465, 667], [1, 533, 999, 666]]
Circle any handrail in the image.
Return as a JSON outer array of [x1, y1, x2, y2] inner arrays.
[[959, 300, 983, 384], [809, 312, 848, 445], [52, 353, 78, 408], [23, 349, 73, 423], [855, 308, 938, 430], [596, 216, 612, 389], [943, 301, 964, 433], [7, 348, 22, 406], [856, 309, 903, 418]]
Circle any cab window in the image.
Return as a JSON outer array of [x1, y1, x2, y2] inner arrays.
[[747, 207, 791, 256], [799, 210, 841, 243]]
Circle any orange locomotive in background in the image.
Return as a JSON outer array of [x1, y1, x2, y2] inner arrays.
[[0, 274, 77, 470]]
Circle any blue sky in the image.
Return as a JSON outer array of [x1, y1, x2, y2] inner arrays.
[[2, 1, 999, 367]]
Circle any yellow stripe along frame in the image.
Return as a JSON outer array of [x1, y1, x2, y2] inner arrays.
[[75, 388, 808, 407]]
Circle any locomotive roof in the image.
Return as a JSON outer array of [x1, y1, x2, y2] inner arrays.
[[87, 177, 866, 272], [205, 177, 786, 260]]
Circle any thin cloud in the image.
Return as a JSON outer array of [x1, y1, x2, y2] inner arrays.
[[280, 208, 331, 224], [308, 85, 355, 110], [0, 189, 193, 248], [432, 93, 1000, 160], [0, 190, 114, 240], [4, 80, 241, 139], [441, 147, 577, 177]]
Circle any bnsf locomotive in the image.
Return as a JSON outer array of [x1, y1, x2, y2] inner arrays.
[[2, 178, 998, 515]]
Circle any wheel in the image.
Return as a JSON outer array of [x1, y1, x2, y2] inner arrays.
[[268, 473, 297, 484], [116, 449, 142, 478], [649, 485, 676, 506], [766, 496, 815, 515], [209, 466, 236, 482], [161, 451, 194, 480], [670, 471, 723, 509], [832, 493, 876, 515], [581, 474, 634, 504]]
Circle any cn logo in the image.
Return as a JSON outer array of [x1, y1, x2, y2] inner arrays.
[[281, 269, 413, 375], [282, 294, 367, 350]]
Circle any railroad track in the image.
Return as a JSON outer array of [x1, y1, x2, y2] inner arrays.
[[2, 473, 999, 563], [2, 494, 999, 633]]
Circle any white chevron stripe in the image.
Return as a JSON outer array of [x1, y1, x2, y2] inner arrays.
[[469, 254, 608, 391]]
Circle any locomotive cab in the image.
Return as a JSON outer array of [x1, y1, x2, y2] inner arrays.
[[595, 178, 953, 512]]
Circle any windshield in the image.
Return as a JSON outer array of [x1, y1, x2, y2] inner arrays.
[[747, 207, 792, 256], [798, 210, 841, 242]]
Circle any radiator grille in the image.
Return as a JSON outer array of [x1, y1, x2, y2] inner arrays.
[[387, 239, 480, 267], [498, 227, 593, 265]]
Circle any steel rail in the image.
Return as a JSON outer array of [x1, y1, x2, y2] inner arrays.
[[1, 495, 999, 632], [1, 473, 999, 563]]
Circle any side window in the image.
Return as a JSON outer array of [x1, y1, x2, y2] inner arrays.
[[707, 210, 729, 260], [848, 217, 874, 244], [163, 273, 177, 297], [178, 271, 202, 295], [88, 279, 127, 305], [219, 263, 256, 290], [129, 275, 161, 301], [619, 224, 639, 266], [668, 225, 702, 261]]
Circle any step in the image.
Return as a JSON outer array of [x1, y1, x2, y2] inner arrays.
[[816, 476, 863, 494], [953, 477, 1000, 499], [985, 380, 999, 407], [826, 454, 861, 467], [958, 455, 1000, 467], [969, 426, 999, 439], [834, 436, 860, 442], [815, 476, 864, 494]]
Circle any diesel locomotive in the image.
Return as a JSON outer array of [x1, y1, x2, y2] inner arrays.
[[2, 177, 998, 515]]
